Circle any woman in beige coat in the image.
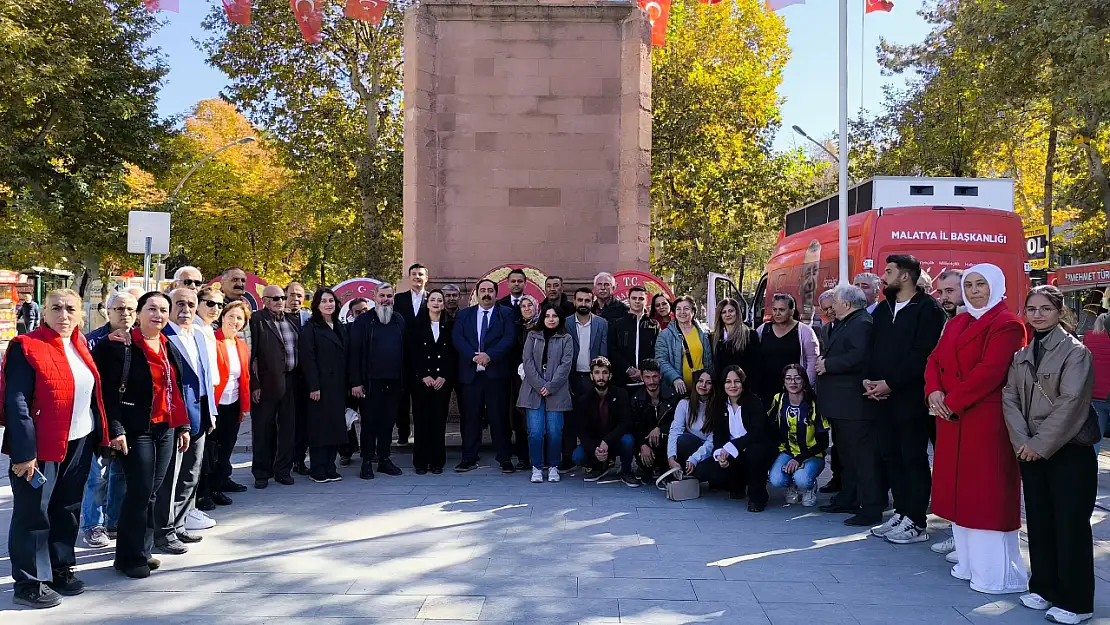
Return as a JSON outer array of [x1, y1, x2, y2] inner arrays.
[[1002, 285, 1097, 625]]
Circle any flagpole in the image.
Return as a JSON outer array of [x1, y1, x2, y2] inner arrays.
[[837, 0, 850, 286]]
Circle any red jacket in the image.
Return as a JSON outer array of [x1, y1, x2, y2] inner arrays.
[[1082, 330, 1110, 401], [0, 327, 110, 463], [214, 329, 251, 422], [925, 302, 1026, 531]]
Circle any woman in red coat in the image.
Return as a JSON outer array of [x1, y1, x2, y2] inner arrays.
[[925, 263, 1028, 595]]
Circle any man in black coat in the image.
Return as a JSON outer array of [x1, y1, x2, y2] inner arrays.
[[864, 255, 946, 544], [609, 286, 660, 390], [630, 359, 680, 482], [815, 284, 881, 527], [543, 276, 575, 320], [392, 263, 429, 447], [592, 272, 630, 324], [572, 357, 639, 487], [497, 269, 529, 469]]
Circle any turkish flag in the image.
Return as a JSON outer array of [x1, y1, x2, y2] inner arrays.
[[222, 0, 251, 25], [291, 0, 324, 43], [699, 0, 723, 4], [865, 0, 894, 13], [143, 0, 179, 12], [346, 0, 388, 24], [638, 0, 671, 47]]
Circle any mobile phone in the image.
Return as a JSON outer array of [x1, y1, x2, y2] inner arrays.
[[29, 468, 48, 489]]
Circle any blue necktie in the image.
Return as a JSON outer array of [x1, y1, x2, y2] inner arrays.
[[480, 310, 490, 351]]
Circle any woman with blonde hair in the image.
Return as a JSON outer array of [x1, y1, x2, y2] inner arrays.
[[710, 297, 762, 401]]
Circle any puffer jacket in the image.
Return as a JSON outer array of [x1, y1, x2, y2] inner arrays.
[[654, 320, 712, 387], [1002, 325, 1094, 459]]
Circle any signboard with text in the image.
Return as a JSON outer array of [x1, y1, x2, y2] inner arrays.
[[1025, 226, 1048, 270], [612, 270, 674, 304], [1054, 262, 1110, 292]]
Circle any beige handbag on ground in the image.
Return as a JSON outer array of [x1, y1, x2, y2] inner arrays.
[[655, 467, 701, 501]]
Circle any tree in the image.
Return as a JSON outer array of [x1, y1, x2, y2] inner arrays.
[[200, 0, 405, 281]]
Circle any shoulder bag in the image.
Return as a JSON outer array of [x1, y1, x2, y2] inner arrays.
[[655, 467, 701, 501]]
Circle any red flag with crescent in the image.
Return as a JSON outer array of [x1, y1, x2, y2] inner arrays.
[[291, 0, 324, 43], [638, 0, 671, 47], [865, 0, 894, 13], [143, 0, 179, 12], [222, 0, 252, 25], [346, 0, 388, 24]]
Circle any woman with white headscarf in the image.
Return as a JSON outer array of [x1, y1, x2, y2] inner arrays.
[[924, 264, 1029, 594]]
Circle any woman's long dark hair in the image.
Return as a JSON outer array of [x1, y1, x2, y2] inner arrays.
[[537, 302, 567, 336], [310, 287, 341, 327], [1026, 284, 1074, 334], [709, 365, 752, 435], [685, 368, 715, 434], [779, 363, 816, 407]]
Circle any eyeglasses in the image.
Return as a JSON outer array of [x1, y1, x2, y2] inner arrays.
[[200, 300, 225, 309], [1025, 306, 1057, 317], [265, 295, 287, 301], [110, 307, 137, 314], [181, 279, 204, 287], [784, 376, 804, 383]]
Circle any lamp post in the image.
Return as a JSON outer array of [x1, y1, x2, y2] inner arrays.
[[792, 125, 841, 164], [794, 117, 851, 285], [169, 136, 256, 202]]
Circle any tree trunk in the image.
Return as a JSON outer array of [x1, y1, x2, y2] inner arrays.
[[1079, 110, 1110, 253], [1043, 109, 1057, 265]]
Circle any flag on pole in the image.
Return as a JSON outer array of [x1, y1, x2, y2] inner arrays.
[[638, 0, 671, 47], [143, 0, 179, 12], [222, 0, 252, 25], [766, 0, 804, 10], [291, 0, 324, 43], [346, 0, 389, 24], [865, 0, 894, 13]]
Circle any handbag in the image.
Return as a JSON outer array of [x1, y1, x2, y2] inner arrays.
[[1033, 377, 1102, 446], [655, 467, 701, 501]]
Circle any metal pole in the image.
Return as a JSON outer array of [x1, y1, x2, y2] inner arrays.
[[837, 0, 850, 285], [143, 237, 152, 292]]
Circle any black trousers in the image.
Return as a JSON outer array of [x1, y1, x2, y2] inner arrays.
[[635, 436, 669, 475], [359, 379, 402, 463], [396, 384, 412, 444], [293, 370, 310, 466], [460, 374, 511, 464], [566, 372, 592, 461], [309, 446, 338, 480], [1021, 444, 1097, 615], [340, 425, 359, 458], [252, 372, 297, 481], [699, 444, 775, 505], [213, 401, 242, 488], [674, 432, 706, 465], [9, 432, 94, 588], [412, 383, 451, 469], [878, 409, 932, 526], [830, 417, 885, 517], [828, 421, 842, 485], [195, 430, 220, 501], [509, 375, 529, 465], [115, 423, 175, 570]]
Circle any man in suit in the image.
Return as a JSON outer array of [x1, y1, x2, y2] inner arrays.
[[155, 288, 218, 554], [564, 287, 609, 471], [250, 284, 300, 489], [497, 268, 529, 469], [497, 268, 528, 310], [280, 281, 310, 476], [815, 284, 881, 527], [348, 283, 407, 479], [393, 263, 429, 447], [813, 289, 843, 495], [452, 278, 517, 473]]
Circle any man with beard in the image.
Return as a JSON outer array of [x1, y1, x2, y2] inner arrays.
[[934, 269, 965, 320], [865, 255, 946, 545], [630, 359, 679, 483], [348, 284, 407, 479], [497, 269, 528, 310], [220, 267, 252, 351], [442, 285, 462, 322], [592, 272, 629, 324], [544, 276, 575, 319], [609, 286, 659, 390], [250, 285, 299, 489], [452, 279, 517, 472], [573, 357, 638, 486], [566, 287, 609, 471], [853, 272, 881, 314]]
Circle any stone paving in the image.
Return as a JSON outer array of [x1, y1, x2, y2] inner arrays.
[[1, 450, 1108, 625]]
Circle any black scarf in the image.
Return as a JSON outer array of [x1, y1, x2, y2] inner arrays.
[[541, 326, 558, 369], [1032, 328, 1051, 371]]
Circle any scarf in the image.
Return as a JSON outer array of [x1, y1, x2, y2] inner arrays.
[[520, 294, 540, 331], [962, 263, 1006, 319], [541, 326, 558, 369]]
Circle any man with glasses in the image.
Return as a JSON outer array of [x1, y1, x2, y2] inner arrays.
[[172, 266, 205, 292], [79, 292, 137, 547], [249, 285, 300, 489]]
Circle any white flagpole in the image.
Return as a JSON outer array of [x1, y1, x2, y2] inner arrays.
[[837, 0, 850, 285]]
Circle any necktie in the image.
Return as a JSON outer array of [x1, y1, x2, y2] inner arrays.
[[480, 310, 490, 350]]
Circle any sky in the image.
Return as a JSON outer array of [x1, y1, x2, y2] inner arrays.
[[148, 0, 934, 152]]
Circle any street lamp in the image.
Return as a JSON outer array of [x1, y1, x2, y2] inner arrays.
[[169, 136, 256, 201], [791, 125, 841, 164]]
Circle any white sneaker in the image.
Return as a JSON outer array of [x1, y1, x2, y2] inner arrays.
[[185, 509, 216, 531], [196, 509, 214, 522], [870, 513, 903, 537], [531, 468, 543, 483], [801, 487, 818, 507], [885, 516, 929, 544], [1045, 607, 1092, 624], [784, 486, 800, 505], [931, 536, 956, 554], [1020, 593, 1052, 611], [547, 467, 560, 483], [945, 550, 958, 564]]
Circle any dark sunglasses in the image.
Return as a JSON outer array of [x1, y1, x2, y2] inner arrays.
[[265, 295, 287, 301], [200, 300, 225, 309], [181, 279, 204, 287]]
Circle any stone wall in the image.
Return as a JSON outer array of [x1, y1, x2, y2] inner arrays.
[[403, 0, 652, 284]]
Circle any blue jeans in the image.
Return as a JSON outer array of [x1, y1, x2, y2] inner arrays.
[[768, 452, 825, 490], [1092, 399, 1110, 453], [573, 433, 635, 472], [525, 402, 564, 470], [80, 454, 126, 531]]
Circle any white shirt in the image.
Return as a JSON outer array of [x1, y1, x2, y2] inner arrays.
[[629, 313, 644, 386], [431, 320, 441, 342], [170, 322, 200, 376], [63, 337, 96, 441], [714, 402, 748, 461], [219, 340, 241, 405], [574, 315, 593, 373], [476, 305, 494, 372], [510, 294, 521, 307], [893, 300, 910, 320], [866, 301, 878, 314], [411, 290, 426, 317], [194, 317, 219, 396]]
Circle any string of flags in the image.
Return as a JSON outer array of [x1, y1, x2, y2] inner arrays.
[[143, 0, 389, 41]]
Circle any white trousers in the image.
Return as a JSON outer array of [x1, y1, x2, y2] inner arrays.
[[950, 523, 1029, 595]]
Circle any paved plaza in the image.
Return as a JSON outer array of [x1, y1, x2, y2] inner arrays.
[[2, 448, 1109, 625]]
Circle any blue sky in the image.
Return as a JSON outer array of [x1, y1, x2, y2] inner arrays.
[[149, 0, 933, 152]]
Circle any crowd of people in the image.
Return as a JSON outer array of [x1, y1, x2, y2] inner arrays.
[[1, 259, 1106, 624]]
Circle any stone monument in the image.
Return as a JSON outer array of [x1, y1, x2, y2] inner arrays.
[[402, 0, 652, 287]]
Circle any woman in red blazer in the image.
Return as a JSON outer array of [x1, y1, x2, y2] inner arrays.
[[925, 263, 1028, 595], [212, 300, 252, 500]]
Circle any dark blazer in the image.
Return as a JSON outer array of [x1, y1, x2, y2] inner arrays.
[[567, 314, 609, 371], [93, 337, 189, 438], [451, 304, 517, 384], [866, 289, 946, 415], [298, 319, 349, 447], [711, 330, 764, 401], [347, 311, 406, 385], [250, 310, 298, 402], [711, 393, 776, 456], [609, 313, 660, 386], [574, 386, 632, 452], [407, 314, 456, 386], [394, 290, 427, 325], [816, 307, 874, 420]]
